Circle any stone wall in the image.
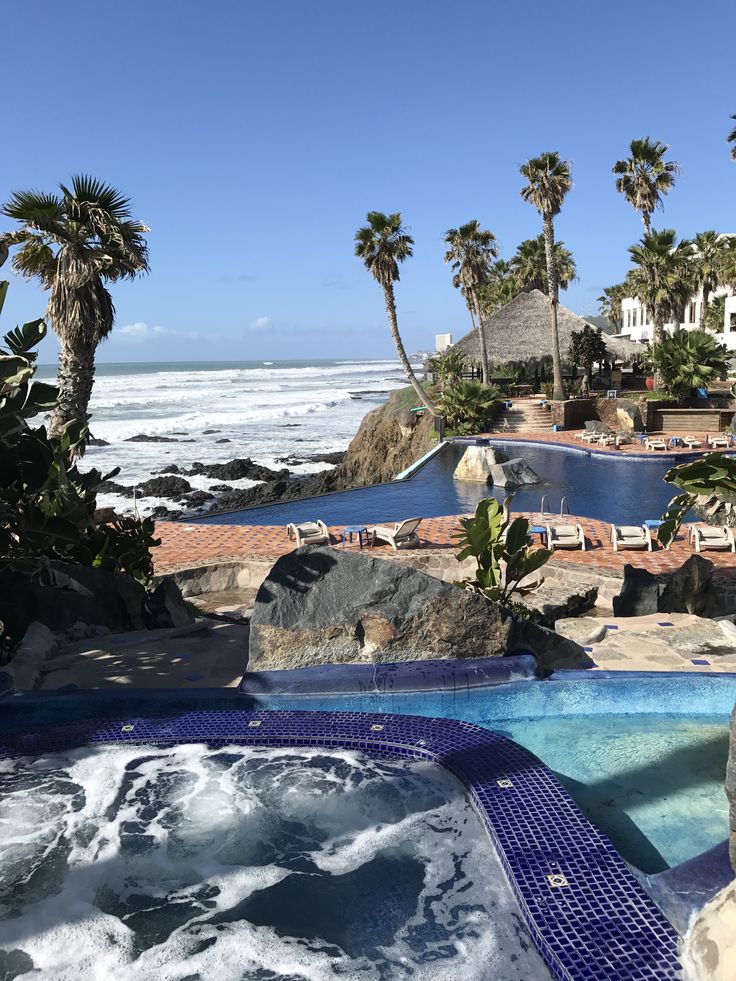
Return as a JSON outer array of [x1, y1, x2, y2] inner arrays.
[[550, 399, 596, 429]]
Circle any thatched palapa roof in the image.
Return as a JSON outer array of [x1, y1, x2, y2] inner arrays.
[[450, 289, 644, 365]]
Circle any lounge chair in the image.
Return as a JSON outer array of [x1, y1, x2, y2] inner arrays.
[[546, 523, 586, 551], [615, 434, 632, 446], [286, 520, 330, 547], [645, 438, 667, 451], [610, 524, 652, 551], [683, 436, 703, 448], [370, 517, 422, 551], [688, 525, 736, 553], [707, 434, 730, 449], [582, 432, 606, 443], [572, 431, 587, 441], [597, 435, 616, 446]]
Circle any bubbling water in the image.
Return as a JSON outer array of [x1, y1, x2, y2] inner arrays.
[[0, 745, 549, 979]]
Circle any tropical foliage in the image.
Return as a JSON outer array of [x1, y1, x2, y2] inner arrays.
[[612, 138, 678, 234], [437, 380, 500, 435], [0, 283, 159, 585], [355, 211, 435, 411], [453, 497, 552, 604], [509, 235, 576, 293], [644, 328, 728, 401], [690, 231, 736, 325], [2, 176, 150, 439], [428, 348, 465, 389], [728, 114, 736, 162], [519, 152, 573, 400], [597, 282, 629, 328], [627, 229, 693, 386], [658, 453, 736, 549], [703, 295, 727, 333], [443, 220, 498, 384], [568, 325, 608, 380]]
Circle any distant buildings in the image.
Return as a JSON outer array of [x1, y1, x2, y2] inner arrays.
[[618, 287, 736, 347]]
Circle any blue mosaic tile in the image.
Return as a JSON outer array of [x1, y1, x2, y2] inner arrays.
[[657, 622, 675, 627], [0, 709, 682, 980], [691, 659, 710, 666]]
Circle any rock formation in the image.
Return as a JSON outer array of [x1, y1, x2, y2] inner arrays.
[[248, 546, 590, 673], [453, 444, 507, 482], [489, 458, 542, 488]]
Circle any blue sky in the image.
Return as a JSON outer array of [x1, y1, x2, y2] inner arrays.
[[2, 0, 735, 363]]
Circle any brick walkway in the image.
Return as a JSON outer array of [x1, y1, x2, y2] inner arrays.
[[154, 512, 736, 581], [477, 428, 731, 458]]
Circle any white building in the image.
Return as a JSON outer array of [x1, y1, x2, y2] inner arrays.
[[619, 286, 736, 349], [435, 332, 453, 352]]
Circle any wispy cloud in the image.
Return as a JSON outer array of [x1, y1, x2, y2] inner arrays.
[[118, 322, 170, 340], [219, 272, 257, 284], [248, 315, 273, 331]]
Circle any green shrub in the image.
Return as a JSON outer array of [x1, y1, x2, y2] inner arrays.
[[437, 381, 501, 434]]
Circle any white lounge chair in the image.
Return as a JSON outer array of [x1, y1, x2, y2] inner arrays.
[[582, 432, 605, 443], [286, 520, 330, 547], [370, 517, 422, 551], [688, 525, 735, 553], [615, 434, 632, 447], [610, 524, 652, 551], [597, 435, 616, 447], [645, 438, 667, 451], [546, 523, 586, 552], [707, 434, 730, 449], [683, 436, 703, 448]]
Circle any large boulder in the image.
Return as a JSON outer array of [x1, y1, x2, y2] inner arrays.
[[612, 565, 661, 616], [518, 576, 598, 629], [489, 458, 542, 488], [453, 445, 506, 482], [0, 562, 147, 643], [684, 878, 736, 980], [144, 578, 196, 629], [659, 554, 721, 618], [248, 546, 590, 672]]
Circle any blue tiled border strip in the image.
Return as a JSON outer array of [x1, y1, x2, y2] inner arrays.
[[0, 709, 681, 979]]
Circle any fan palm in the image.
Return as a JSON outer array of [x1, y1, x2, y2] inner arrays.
[[3, 176, 149, 437], [519, 152, 573, 400], [627, 230, 693, 388], [728, 115, 736, 161], [510, 235, 576, 294], [597, 282, 628, 329], [612, 138, 678, 234], [645, 328, 728, 402], [354, 212, 434, 411], [437, 380, 501, 434], [443, 220, 498, 384], [691, 231, 736, 326]]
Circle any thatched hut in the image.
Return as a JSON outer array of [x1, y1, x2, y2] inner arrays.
[[449, 289, 644, 374]]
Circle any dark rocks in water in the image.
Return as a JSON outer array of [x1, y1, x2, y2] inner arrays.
[[215, 478, 303, 512], [489, 458, 542, 488], [215, 438, 231, 443], [185, 458, 288, 482], [155, 464, 181, 475], [248, 546, 590, 672], [659, 555, 721, 618], [96, 479, 135, 497], [276, 451, 346, 467], [209, 483, 233, 493], [150, 504, 174, 519], [144, 578, 195, 629], [88, 436, 110, 446], [182, 490, 215, 508], [137, 475, 192, 498], [613, 565, 662, 616], [125, 434, 180, 443], [202, 429, 220, 435], [0, 561, 147, 641]]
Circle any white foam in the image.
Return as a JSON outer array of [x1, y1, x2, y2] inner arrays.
[[0, 745, 549, 980]]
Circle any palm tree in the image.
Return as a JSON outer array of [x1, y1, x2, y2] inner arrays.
[[612, 138, 678, 234], [354, 211, 434, 411], [510, 235, 577, 293], [597, 282, 628, 329], [443, 220, 498, 384], [627, 229, 693, 389], [519, 152, 573, 400], [645, 328, 729, 402], [728, 115, 736, 161], [691, 231, 736, 326], [3, 176, 149, 437]]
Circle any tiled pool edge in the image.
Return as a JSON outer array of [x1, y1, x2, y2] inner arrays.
[[0, 708, 681, 980]]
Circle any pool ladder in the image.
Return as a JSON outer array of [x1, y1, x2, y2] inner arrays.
[[539, 495, 571, 519]]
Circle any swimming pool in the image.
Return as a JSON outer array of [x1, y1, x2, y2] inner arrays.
[[193, 439, 691, 527]]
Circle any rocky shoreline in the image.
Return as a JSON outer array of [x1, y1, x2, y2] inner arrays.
[[95, 390, 435, 521]]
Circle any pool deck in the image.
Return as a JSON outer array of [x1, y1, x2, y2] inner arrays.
[[475, 428, 733, 458]]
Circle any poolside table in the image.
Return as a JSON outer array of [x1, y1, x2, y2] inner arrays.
[[529, 525, 547, 544], [668, 436, 683, 449], [342, 525, 369, 549]]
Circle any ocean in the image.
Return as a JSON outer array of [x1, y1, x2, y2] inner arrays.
[[36, 359, 413, 517]]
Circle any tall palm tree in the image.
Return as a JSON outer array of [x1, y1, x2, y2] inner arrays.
[[354, 211, 434, 411], [3, 176, 149, 437], [443, 220, 498, 384], [597, 282, 628, 329], [612, 138, 678, 234], [510, 235, 576, 293], [728, 115, 736, 161], [691, 231, 736, 326], [627, 229, 693, 389], [519, 151, 573, 400]]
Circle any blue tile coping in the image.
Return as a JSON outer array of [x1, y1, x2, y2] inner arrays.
[[0, 708, 681, 979]]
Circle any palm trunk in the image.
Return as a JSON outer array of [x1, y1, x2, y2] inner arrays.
[[643, 212, 651, 236], [50, 335, 96, 444], [652, 312, 665, 391], [700, 285, 710, 329], [383, 285, 435, 412], [542, 215, 564, 400], [472, 290, 491, 385]]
